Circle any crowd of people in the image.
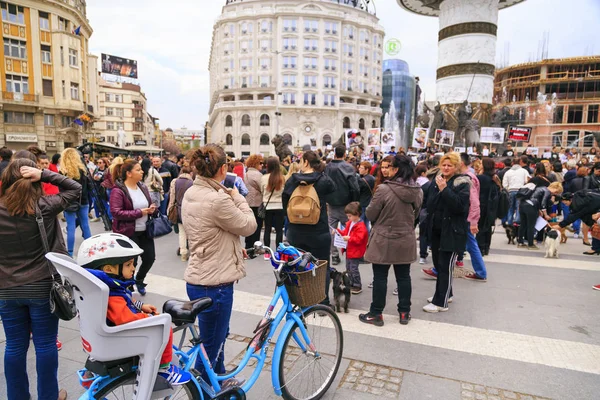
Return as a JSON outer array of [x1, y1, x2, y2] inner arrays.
[[1, 141, 600, 399]]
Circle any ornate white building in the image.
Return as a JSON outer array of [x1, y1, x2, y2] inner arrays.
[[208, 0, 385, 157]]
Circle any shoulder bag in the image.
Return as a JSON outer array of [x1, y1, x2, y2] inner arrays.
[[258, 189, 274, 219], [146, 211, 173, 239], [35, 206, 78, 321]]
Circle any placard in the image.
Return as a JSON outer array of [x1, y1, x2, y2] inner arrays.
[[344, 129, 364, 149], [482, 149, 489, 156], [454, 147, 466, 153], [333, 232, 347, 249], [434, 129, 455, 147], [542, 152, 552, 159], [508, 126, 532, 142], [412, 127, 429, 149], [480, 127, 506, 144], [525, 147, 539, 156], [381, 131, 396, 153], [367, 128, 381, 147]]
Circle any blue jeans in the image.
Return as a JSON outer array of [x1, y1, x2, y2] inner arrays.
[[593, 237, 600, 252], [64, 204, 92, 256], [361, 206, 371, 233], [561, 203, 581, 234], [159, 192, 170, 215], [0, 298, 59, 400], [433, 232, 487, 279], [186, 283, 234, 380], [503, 191, 520, 225]]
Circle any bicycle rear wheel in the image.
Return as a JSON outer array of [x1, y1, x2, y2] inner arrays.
[[278, 305, 343, 400], [93, 371, 201, 400]]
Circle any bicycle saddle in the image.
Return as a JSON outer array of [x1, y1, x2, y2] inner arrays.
[[162, 298, 213, 326]]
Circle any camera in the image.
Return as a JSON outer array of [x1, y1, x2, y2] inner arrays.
[[223, 172, 237, 189]]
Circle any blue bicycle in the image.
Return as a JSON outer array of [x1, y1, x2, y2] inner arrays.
[[75, 242, 344, 399]]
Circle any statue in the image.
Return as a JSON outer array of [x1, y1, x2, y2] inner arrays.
[[491, 106, 511, 129], [428, 102, 445, 138], [416, 107, 430, 129], [455, 100, 471, 146], [271, 134, 293, 161], [117, 129, 125, 149], [464, 119, 481, 151]]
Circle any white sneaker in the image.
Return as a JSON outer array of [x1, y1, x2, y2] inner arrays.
[[573, 233, 579, 239], [419, 258, 426, 264], [423, 303, 448, 313], [427, 296, 453, 304]]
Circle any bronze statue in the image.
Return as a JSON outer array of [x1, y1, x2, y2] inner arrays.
[[271, 134, 293, 161], [429, 102, 445, 138]]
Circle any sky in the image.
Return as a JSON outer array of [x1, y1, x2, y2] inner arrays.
[[87, 0, 600, 130]]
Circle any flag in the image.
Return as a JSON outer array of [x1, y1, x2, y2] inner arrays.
[[191, 134, 196, 141], [72, 26, 81, 36], [74, 118, 84, 126]]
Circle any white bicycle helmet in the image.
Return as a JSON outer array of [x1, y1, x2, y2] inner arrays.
[[77, 233, 143, 270]]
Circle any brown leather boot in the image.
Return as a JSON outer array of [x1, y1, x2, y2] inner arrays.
[[58, 389, 68, 400]]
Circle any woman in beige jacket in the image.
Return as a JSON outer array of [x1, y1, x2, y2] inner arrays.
[[181, 144, 257, 378]]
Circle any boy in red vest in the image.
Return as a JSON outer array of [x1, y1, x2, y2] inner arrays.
[[336, 202, 368, 294]]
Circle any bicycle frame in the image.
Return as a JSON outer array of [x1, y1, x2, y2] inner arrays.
[[173, 282, 317, 399]]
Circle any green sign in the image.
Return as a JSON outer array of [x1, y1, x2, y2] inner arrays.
[[385, 39, 402, 56]]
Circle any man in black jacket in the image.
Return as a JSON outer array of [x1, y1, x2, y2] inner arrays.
[[156, 155, 179, 215], [325, 145, 360, 265], [556, 191, 600, 235]]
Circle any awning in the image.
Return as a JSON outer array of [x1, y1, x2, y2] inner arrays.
[[124, 145, 163, 153]]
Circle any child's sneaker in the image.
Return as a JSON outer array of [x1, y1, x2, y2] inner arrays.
[[158, 364, 192, 386], [264, 253, 271, 261]]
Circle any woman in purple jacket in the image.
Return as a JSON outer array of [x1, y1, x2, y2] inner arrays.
[[110, 159, 157, 295]]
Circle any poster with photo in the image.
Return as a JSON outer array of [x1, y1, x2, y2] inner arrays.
[[526, 147, 539, 156], [367, 128, 381, 152], [344, 129, 364, 150], [381, 131, 396, 153], [412, 128, 429, 149], [434, 129, 455, 147], [480, 127, 506, 144]]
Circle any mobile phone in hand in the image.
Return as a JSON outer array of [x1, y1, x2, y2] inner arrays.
[[224, 172, 237, 189]]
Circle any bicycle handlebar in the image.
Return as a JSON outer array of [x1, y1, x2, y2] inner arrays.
[[247, 241, 316, 272]]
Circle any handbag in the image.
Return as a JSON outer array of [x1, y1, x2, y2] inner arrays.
[[35, 206, 78, 321], [146, 211, 173, 239], [258, 189, 274, 219], [591, 223, 600, 240], [167, 201, 179, 225]]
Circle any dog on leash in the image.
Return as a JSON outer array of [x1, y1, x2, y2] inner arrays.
[[544, 227, 562, 258], [503, 222, 517, 245], [330, 269, 351, 313]]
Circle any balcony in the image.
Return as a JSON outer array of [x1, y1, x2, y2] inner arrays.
[[134, 104, 144, 110], [2, 92, 39, 104], [213, 99, 275, 110]]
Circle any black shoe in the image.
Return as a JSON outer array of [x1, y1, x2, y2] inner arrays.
[[359, 313, 384, 327], [331, 256, 341, 266], [399, 312, 411, 325]]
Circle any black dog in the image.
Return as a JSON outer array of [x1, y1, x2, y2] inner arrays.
[[330, 269, 351, 313], [503, 222, 517, 245]]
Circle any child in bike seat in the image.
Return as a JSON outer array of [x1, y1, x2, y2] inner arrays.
[[77, 233, 191, 386]]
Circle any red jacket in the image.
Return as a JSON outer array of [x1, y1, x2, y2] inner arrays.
[[337, 220, 368, 259]]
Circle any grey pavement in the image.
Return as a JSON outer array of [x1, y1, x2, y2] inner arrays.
[[1, 221, 598, 399]]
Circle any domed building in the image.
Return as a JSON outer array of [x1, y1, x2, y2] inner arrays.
[[207, 0, 385, 157]]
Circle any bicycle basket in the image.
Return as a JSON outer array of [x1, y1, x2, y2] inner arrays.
[[284, 260, 328, 307]]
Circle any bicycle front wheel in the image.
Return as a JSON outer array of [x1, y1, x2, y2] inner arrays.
[[279, 304, 343, 400], [93, 371, 201, 400]]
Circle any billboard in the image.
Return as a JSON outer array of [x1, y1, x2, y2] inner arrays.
[[101, 53, 138, 79], [508, 126, 532, 142]]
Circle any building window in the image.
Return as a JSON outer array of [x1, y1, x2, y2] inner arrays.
[[372, 120, 377, 128], [588, 105, 599, 123], [116, 108, 124, 117], [260, 134, 270, 145], [115, 94, 123, 103], [567, 105, 583, 124], [70, 82, 79, 100], [4, 38, 26, 59], [359, 118, 365, 130], [1, 3, 25, 24], [583, 131, 595, 147], [117, 122, 124, 130], [304, 19, 318, 32], [283, 18, 297, 32], [44, 114, 55, 126], [552, 131, 563, 146], [42, 79, 53, 96], [260, 114, 270, 126], [303, 93, 316, 106], [241, 133, 251, 145], [107, 121, 115, 130], [322, 134, 332, 146], [323, 94, 336, 106], [241, 114, 251, 126], [69, 49, 78, 67], [343, 117, 351, 129], [282, 92, 296, 104], [553, 105, 563, 124], [6, 74, 29, 93], [58, 16, 69, 32], [225, 115, 233, 127], [106, 107, 114, 116], [567, 130, 580, 146], [62, 116, 72, 127], [283, 38, 296, 50], [226, 134, 233, 145], [4, 111, 34, 124], [134, 123, 143, 131], [39, 11, 50, 30], [41, 45, 51, 63]]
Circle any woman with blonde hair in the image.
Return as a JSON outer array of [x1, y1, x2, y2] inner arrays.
[[423, 152, 471, 313], [60, 148, 92, 256]]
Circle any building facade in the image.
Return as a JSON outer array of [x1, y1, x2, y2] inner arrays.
[[171, 126, 204, 147], [95, 79, 155, 147], [0, 0, 94, 153], [381, 59, 416, 149], [208, 0, 385, 157], [494, 56, 600, 150]]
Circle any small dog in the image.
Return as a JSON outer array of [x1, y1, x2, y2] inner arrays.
[[330, 269, 351, 313], [544, 227, 562, 258], [503, 222, 517, 245]]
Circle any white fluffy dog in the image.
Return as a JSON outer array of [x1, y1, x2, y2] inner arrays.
[[544, 227, 562, 258]]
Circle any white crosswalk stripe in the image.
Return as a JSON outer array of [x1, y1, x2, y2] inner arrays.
[[144, 273, 600, 376]]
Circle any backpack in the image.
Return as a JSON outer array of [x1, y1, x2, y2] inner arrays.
[[496, 188, 510, 219], [287, 180, 321, 225], [516, 183, 536, 200]]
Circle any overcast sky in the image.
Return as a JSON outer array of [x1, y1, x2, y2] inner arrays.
[[88, 0, 599, 129]]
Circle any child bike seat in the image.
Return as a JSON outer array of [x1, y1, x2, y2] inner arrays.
[[162, 298, 213, 326]]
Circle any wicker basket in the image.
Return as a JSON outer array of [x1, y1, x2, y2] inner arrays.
[[284, 260, 328, 307]]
